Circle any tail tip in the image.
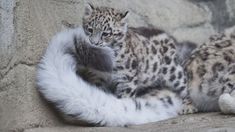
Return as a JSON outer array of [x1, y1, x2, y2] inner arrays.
[[219, 93, 235, 114]]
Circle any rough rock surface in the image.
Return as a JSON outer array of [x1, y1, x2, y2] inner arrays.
[[0, 0, 235, 131]]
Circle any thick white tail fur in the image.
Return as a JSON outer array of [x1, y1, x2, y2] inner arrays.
[[36, 27, 182, 126], [219, 92, 235, 114]]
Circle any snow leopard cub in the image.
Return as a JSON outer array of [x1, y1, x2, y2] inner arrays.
[[79, 3, 193, 103], [184, 26, 235, 113]]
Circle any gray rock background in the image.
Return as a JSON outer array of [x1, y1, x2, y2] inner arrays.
[[0, 0, 235, 131]]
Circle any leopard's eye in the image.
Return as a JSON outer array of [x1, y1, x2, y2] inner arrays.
[[87, 27, 93, 34], [102, 32, 110, 37], [114, 32, 122, 36]]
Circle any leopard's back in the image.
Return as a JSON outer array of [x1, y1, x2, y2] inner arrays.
[[113, 27, 188, 98]]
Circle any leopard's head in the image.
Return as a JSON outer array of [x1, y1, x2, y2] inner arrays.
[[82, 3, 129, 47]]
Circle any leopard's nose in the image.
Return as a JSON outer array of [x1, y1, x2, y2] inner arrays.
[[89, 36, 100, 45], [90, 40, 100, 46]]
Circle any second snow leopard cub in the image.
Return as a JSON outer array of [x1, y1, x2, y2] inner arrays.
[[78, 3, 192, 103]]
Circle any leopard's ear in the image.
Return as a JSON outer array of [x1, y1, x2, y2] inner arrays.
[[119, 11, 129, 21], [84, 3, 94, 18]]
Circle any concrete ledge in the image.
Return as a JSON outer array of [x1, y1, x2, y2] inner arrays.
[[24, 113, 235, 132]]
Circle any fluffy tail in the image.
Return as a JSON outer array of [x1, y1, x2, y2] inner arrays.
[[219, 92, 235, 114], [36, 27, 182, 126]]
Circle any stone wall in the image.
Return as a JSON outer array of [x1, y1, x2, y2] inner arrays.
[[0, 0, 235, 131]]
